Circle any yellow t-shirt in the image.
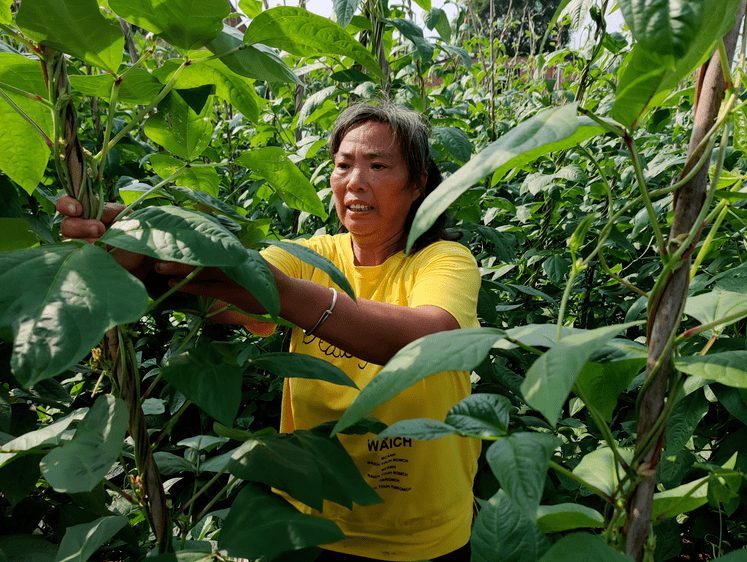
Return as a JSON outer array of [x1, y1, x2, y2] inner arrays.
[[261, 233, 481, 561]]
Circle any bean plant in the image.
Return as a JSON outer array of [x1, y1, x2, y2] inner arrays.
[[1, 0, 747, 561]]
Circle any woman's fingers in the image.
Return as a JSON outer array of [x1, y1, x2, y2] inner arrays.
[[59, 217, 105, 240]]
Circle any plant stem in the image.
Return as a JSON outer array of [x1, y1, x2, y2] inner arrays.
[[624, 134, 666, 255], [147, 267, 204, 312]]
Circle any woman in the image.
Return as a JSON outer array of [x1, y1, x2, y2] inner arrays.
[[58, 102, 481, 561]]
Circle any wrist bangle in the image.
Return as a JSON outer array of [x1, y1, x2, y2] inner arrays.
[[305, 287, 338, 336]]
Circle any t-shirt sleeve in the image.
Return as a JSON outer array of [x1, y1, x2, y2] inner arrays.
[[408, 243, 481, 329], [259, 242, 303, 277]]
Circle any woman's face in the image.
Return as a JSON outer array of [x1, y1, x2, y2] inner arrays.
[[331, 121, 423, 253]]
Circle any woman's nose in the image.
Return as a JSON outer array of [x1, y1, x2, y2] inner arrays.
[[346, 165, 369, 191]]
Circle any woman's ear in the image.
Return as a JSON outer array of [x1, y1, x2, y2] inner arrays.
[[412, 170, 427, 201]]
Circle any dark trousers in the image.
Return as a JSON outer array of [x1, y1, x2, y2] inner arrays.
[[313, 542, 471, 562]]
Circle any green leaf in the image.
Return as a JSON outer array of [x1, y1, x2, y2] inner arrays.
[[109, 0, 229, 52], [247, 352, 357, 388], [70, 68, 163, 105], [712, 550, 747, 562], [652, 475, 709, 520], [542, 255, 570, 286], [712, 385, 747, 426], [150, 155, 219, 198], [0, 53, 53, 194], [154, 56, 263, 123], [471, 490, 550, 562], [218, 483, 344, 560], [235, 148, 328, 220], [537, 533, 633, 562], [407, 104, 604, 251], [227, 436, 325, 510], [173, 186, 247, 224], [496, 323, 584, 351], [0, 410, 86, 469], [511, 284, 558, 309], [486, 432, 559, 517], [685, 289, 747, 331], [568, 212, 596, 255], [144, 91, 212, 160], [0, 218, 38, 251], [431, 126, 471, 163], [40, 395, 128, 493], [386, 18, 434, 61], [576, 358, 646, 421], [521, 323, 640, 426], [374, 418, 463, 441], [0, 244, 148, 386], [16, 0, 123, 72], [207, 26, 301, 88], [153, 451, 195, 475], [161, 343, 243, 426], [612, 0, 741, 129], [535, 503, 604, 533], [221, 249, 281, 318], [259, 239, 355, 301], [243, 7, 384, 80], [665, 388, 708, 455], [239, 0, 262, 18], [556, 0, 594, 30], [0, 0, 10, 24], [618, 0, 736, 58], [333, 0, 360, 29], [55, 516, 128, 562], [572, 447, 634, 497], [100, 206, 248, 266], [332, 328, 506, 435]]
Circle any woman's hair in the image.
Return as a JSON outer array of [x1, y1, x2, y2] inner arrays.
[[329, 100, 458, 252]]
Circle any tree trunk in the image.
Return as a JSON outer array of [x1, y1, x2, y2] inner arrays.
[[624, 4, 747, 560]]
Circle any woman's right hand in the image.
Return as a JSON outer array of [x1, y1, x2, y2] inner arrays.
[[56, 195, 150, 276]]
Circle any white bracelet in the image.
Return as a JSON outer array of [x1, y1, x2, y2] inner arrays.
[[305, 287, 338, 336]]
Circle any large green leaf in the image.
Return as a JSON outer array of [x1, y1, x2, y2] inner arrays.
[[160, 343, 243, 426], [243, 7, 384, 80], [712, 551, 747, 562], [486, 432, 560, 518], [70, 68, 163, 105], [652, 475, 709, 519], [150, 155, 218, 198], [144, 91, 212, 160], [618, 0, 736, 58], [206, 25, 301, 87], [0, 53, 53, 194], [16, 0, 123, 72], [332, 328, 507, 435], [218, 483, 344, 560], [55, 516, 128, 562], [684, 289, 747, 331], [226, 436, 325, 510], [0, 244, 148, 386], [374, 393, 512, 441], [222, 250, 281, 318], [431, 126, 472, 163], [286, 427, 382, 508], [572, 447, 634, 497], [153, 56, 262, 123], [386, 18, 434, 61], [576, 357, 646, 421], [235, 148, 328, 220], [40, 395, 127, 493], [521, 323, 640, 426], [0, 218, 38, 251], [612, 0, 741, 128], [471, 490, 550, 562], [535, 503, 604, 533], [109, 0, 229, 52], [664, 388, 708, 455], [537, 533, 633, 562], [247, 352, 357, 388], [259, 239, 355, 301], [0, 410, 86, 469], [407, 104, 604, 251], [100, 206, 248, 266]]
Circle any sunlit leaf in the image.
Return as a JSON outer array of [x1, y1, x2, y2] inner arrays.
[[16, 0, 123, 72], [333, 0, 360, 29], [432, 126, 471, 163], [144, 91, 212, 160], [572, 447, 634, 497], [408, 104, 605, 251], [521, 323, 640, 426], [685, 289, 747, 331], [235, 148, 328, 220], [332, 328, 506, 435], [243, 7, 384, 79], [109, 0, 229, 52], [536, 503, 604, 533], [100, 206, 248, 266], [0, 410, 86, 469]]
